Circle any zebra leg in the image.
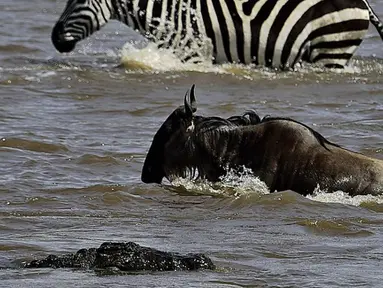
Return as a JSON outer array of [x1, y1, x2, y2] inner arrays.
[[175, 37, 216, 64], [323, 63, 346, 69]]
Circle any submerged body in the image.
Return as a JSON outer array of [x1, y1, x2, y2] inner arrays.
[[141, 86, 383, 196], [52, 0, 383, 68], [192, 119, 383, 196]]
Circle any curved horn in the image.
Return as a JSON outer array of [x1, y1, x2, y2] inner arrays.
[[184, 84, 197, 117], [190, 84, 197, 112], [184, 87, 193, 117]]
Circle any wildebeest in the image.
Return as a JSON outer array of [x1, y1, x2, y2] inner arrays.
[[141, 85, 383, 196]]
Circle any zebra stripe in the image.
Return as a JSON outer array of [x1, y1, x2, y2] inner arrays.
[[287, 9, 369, 66], [258, 0, 287, 66], [52, 0, 383, 69]]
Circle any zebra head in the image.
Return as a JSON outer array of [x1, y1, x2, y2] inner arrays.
[[52, 0, 114, 53]]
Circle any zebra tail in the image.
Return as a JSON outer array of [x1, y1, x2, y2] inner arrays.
[[362, 0, 383, 40]]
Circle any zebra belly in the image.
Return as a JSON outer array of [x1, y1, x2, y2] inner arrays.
[[199, 0, 370, 68], [289, 9, 369, 67]]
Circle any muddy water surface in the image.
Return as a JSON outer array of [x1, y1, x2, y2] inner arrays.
[[0, 0, 383, 287]]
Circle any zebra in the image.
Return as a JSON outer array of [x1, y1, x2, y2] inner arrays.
[[52, 0, 383, 69]]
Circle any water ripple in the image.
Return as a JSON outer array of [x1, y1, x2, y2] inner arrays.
[[295, 219, 374, 237], [74, 154, 120, 165], [0, 138, 68, 153]]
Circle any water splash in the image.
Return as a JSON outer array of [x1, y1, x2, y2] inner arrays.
[[119, 42, 383, 82], [119, 42, 295, 79], [307, 186, 383, 207], [171, 169, 383, 208], [170, 167, 270, 198], [120, 42, 223, 73]]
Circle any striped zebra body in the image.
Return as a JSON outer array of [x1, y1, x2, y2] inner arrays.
[[52, 0, 383, 69]]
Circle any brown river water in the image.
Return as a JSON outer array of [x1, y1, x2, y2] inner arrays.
[[1, 0, 383, 287]]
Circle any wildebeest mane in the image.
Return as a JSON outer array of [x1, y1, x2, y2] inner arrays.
[[260, 115, 341, 150], [227, 110, 261, 126], [193, 116, 234, 133], [194, 110, 262, 133], [192, 110, 339, 151]]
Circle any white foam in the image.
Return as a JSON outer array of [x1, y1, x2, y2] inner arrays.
[[119, 42, 292, 79], [171, 170, 383, 206], [120, 42, 224, 73], [25, 71, 57, 82], [307, 186, 383, 206], [171, 167, 270, 198], [119, 42, 383, 81]]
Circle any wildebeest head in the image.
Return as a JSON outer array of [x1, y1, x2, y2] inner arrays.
[[141, 86, 262, 184], [141, 85, 197, 184]]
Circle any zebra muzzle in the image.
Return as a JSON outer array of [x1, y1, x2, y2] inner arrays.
[[51, 22, 77, 53]]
